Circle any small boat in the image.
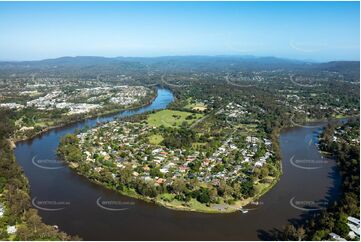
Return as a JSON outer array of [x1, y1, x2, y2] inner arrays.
[[239, 207, 248, 214]]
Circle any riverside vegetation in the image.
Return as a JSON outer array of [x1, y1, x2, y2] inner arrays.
[[0, 56, 359, 237], [0, 109, 79, 240], [278, 118, 360, 241], [58, 106, 279, 213]]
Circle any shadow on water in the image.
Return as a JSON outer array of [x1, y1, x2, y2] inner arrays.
[[257, 137, 343, 240]]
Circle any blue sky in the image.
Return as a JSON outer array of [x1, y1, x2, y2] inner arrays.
[[0, 1, 359, 61]]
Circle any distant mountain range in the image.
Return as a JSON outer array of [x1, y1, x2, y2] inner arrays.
[[0, 55, 308, 65], [0, 55, 359, 80]]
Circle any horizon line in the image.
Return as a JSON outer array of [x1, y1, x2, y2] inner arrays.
[[0, 54, 360, 63]]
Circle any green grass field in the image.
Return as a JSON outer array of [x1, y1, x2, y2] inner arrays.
[[148, 134, 164, 145], [147, 109, 203, 128], [184, 99, 207, 111], [192, 142, 206, 149], [156, 194, 230, 213], [185, 102, 207, 111]]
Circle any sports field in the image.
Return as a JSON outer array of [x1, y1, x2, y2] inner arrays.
[[147, 109, 203, 128], [184, 101, 207, 111]]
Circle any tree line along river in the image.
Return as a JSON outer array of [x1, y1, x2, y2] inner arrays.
[[14, 88, 342, 240]]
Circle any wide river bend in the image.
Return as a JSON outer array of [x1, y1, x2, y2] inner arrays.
[[14, 88, 342, 240]]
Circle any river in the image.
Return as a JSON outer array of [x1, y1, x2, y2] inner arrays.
[[14, 88, 342, 240]]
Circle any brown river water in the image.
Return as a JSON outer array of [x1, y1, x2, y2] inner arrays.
[[14, 88, 342, 240]]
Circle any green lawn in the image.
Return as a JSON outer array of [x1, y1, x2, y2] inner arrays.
[[156, 195, 229, 213], [185, 102, 207, 111], [148, 134, 164, 145], [254, 182, 269, 193], [334, 114, 347, 119], [35, 120, 55, 127], [147, 109, 203, 128]]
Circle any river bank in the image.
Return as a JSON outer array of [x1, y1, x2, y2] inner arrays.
[[1, 88, 157, 240], [13, 88, 343, 240], [65, 160, 280, 214], [12, 88, 158, 144], [56, 87, 282, 214]]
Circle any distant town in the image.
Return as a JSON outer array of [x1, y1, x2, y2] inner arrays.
[[0, 56, 359, 241]]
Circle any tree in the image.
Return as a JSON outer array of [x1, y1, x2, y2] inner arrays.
[[119, 165, 133, 184], [209, 187, 219, 203], [240, 180, 255, 198], [217, 181, 233, 197], [150, 167, 163, 178], [194, 187, 210, 204], [334, 221, 349, 238], [172, 178, 187, 196], [311, 229, 327, 241], [295, 227, 306, 241], [259, 166, 269, 179], [282, 224, 297, 240], [57, 134, 82, 163]]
